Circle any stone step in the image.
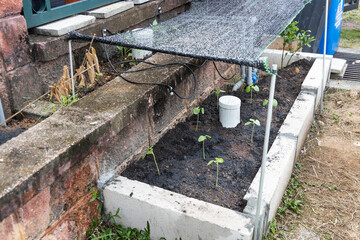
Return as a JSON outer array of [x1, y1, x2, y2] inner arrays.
[[33, 15, 95, 37], [330, 58, 347, 79], [86, 1, 134, 19]]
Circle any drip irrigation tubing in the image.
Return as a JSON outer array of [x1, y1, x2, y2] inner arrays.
[[102, 28, 197, 99], [213, 62, 236, 80]]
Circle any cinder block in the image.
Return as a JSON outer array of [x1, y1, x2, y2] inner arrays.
[[104, 176, 254, 240]]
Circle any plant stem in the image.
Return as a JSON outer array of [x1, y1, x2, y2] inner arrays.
[[152, 153, 160, 175], [196, 114, 199, 131], [202, 141, 205, 160], [250, 89, 253, 103], [216, 163, 219, 187], [251, 123, 255, 143]]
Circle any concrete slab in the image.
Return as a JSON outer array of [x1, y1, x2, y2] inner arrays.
[[87, 2, 134, 19], [331, 58, 347, 74], [33, 15, 95, 36], [130, 0, 150, 4], [328, 79, 360, 90], [104, 176, 254, 240]]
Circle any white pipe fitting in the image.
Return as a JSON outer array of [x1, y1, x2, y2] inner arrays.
[[219, 95, 241, 128], [132, 28, 153, 60]]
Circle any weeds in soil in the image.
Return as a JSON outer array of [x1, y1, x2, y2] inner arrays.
[[211, 89, 225, 109], [264, 218, 285, 240], [280, 21, 315, 69], [193, 106, 204, 131], [198, 135, 211, 160], [116, 46, 136, 67], [244, 118, 260, 143], [207, 157, 224, 187], [245, 84, 259, 103], [85, 188, 152, 240], [331, 114, 339, 124], [143, 146, 160, 176], [263, 99, 278, 107]]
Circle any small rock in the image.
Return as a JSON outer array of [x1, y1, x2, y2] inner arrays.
[[350, 91, 358, 99], [317, 120, 325, 126], [336, 101, 343, 107]]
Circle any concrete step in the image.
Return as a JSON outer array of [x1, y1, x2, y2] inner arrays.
[[33, 15, 95, 36], [87, 1, 134, 19], [130, 0, 150, 4], [330, 58, 347, 79]]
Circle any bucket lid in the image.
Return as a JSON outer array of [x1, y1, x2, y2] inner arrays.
[[219, 95, 241, 110]]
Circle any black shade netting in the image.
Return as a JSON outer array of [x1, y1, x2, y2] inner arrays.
[[68, 0, 311, 72]]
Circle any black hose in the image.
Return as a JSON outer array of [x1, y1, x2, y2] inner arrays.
[[213, 62, 236, 81], [102, 28, 197, 99]]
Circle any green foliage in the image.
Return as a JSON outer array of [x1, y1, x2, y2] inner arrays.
[[86, 188, 153, 240], [262, 99, 278, 107], [244, 118, 260, 143], [211, 89, 225, 109], [245, 84, 259, 103], [280, 21, 315, 69], [198, 135, 211, 160], [116, 46, 135, 67], [143, 146, 160, 176], [193, 106, 205, 131], [264, 218, 285, 240], [60, 94, 79, 107], [331, 114, 339, 124], [207, 157, 224, 187]]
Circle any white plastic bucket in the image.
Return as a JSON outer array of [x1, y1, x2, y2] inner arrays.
[[219, 95, 241, 128], [132, 28, 153, 59]]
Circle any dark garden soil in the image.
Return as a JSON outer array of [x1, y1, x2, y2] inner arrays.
[[122, 59, 314, 212], [0, 118, 40, 145]]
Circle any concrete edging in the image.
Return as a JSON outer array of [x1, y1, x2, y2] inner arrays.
[[103, 52, 332, 239]]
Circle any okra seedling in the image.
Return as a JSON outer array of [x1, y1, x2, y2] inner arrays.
[[211, 89, 225, 109], [262, 99, 278, 107], [245, 84, 259, 103], [194, 106, 204, 131], [207, 157, 224, 187], [245, 118, 260, 143], [198, 135, 211, 160], [143, 146, 160, 175]]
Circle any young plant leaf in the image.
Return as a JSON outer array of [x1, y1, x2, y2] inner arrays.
[[253, 85, 260, 92]]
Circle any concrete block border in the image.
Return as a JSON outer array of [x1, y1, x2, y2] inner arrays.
[[103, 52, 332, 239]]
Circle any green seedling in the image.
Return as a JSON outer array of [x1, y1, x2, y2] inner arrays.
[[245, 118, 260, 143], [211, 89, 225, 109], [207, 157, 224, 187], [331, 114, 339, 124], [116, 46, 134, 67], [194, 106, 204, 131], [198, 135, 211, 160], [245, 84, 259, 103], [262, 99, 278, 107], [143, 146, 160, 175]]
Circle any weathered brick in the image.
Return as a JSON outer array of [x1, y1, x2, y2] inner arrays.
[[50, 158, 98, 223], [0, 16, 32, 71], [0, 0, 23, 18], [22, 188, 51, 239], [6, 64, 42, 110], [0, 73, 12, 118]]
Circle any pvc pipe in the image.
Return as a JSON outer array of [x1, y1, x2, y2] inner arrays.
[[320, 0, 329, 113], [253, 64, 277, 240], [241, 65, 246, 80], [0, 98, 6, 126], [247, 66, 253, 85], [219, 95, 241, 128], [132, 28, 153, 59], [232, 79, 244, 92], [68, 40, 75, 99]]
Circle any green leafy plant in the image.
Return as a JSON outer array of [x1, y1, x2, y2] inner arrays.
[[207, 157, 224, 187], [245, 84, 259, 103], [60, 94, 79, 107], [143, 146, 160, 176], [211, 89, 225, 109], [116, 46, 133, 67], [198, 135, 211, 160], [86, 188, 152, 240], [244, 118, 260, 143], [280, 21, 315, 69], [193, 106, 204, 131], [331, 114, 339, 124], [264, 218, 285, 240], [263, 99, 278, 107]]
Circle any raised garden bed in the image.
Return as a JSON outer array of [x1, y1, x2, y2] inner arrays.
[[122, 59, 314, 212], [104, 54, 332, 240]]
